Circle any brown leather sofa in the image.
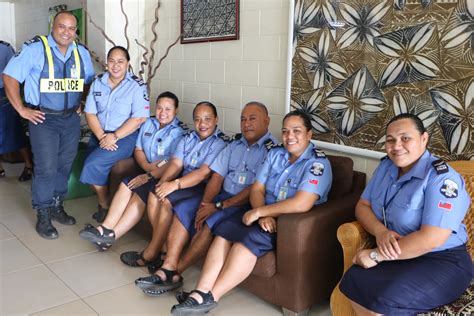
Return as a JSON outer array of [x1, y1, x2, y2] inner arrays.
[[108, 155, 366, 316]]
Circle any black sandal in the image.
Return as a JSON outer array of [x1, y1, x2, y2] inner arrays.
[[170, 290, 217, 315], [175, 290, 190, 303], [0, 169, 5, 178], [94, 241, 112, 252], [79, 224, 115, 244], [120, 251, 164, 271], [135, 267, 183, 292]]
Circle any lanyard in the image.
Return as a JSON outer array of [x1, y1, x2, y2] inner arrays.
[[382, 181, 408, 228]]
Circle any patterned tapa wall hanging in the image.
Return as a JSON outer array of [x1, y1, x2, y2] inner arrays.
[[291, 0, 473, 160]]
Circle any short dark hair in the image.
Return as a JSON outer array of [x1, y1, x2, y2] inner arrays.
[[386, 113, 426, 134], [156, 91, 179, 109], [193, 101, 217, 118], [53, 11, 78, 25], [107, 46, 130, 61], [244, 101, 268, 116], [283, 109, 312, 131]]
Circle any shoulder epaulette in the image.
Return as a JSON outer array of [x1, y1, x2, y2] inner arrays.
[[217, 132, 230, 142], [177, 121, 189, 131], [269, 142, 284, 150], [25, 36, 41, 46], [432, 159, 449, 174], [263, 138, 276, 150], [131, 75, 146, 86], [230, 133, 242, 142], [77, 42, 89, 51], [312, 148, 326, 158], [96, 73, 105, 80], [0, 40, 12, 48], [184, 129, 194, 136], [380, 155, 389, 161]]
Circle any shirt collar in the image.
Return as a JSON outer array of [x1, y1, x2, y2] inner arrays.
[[191, 126, 221, 141], [389, 150, 430, 181], [238, 131, 273, 148], [99, 71, 132, 85]]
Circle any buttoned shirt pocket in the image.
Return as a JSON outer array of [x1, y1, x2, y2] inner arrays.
[[115, 97, 132, 116], [392, 193, 424, 233], [95, 93, 108, 113]]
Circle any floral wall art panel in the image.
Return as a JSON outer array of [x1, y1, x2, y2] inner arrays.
[[291, 0, 474, 160]]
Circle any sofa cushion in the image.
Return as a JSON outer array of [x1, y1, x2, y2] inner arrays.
[[251, 251, 276, 278], [327, 155, 354, 199]]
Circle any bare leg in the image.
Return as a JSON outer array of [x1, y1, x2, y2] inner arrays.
[[350, 299, 382, 316], [190, 236, 232, 301], [157, 217, 190, 281], [146, 192, 161, 228], [177, 224, 214, 274], [91, 184, 109, 209], [101, 182, 133, 230], [109, 193, 146, 239], [142, 198, 173, 261]]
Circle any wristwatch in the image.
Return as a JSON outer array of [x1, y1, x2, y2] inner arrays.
[[369, 250, 379, 263], [174, 178, 181, 190], [215, 201, 224, 210], [146, 171, 154, 180]]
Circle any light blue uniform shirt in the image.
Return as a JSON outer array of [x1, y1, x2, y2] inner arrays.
[[3, 34, 95, 104], [256, 142, 332, 205], [210, 131, 278, 195], [84, 71, 150, 131], [173, 127, 228, 176], [362, 150, 470, 251], [0, 41, 14, 88], [135, 117, 187, 163]]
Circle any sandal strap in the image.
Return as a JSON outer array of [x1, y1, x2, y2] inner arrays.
[[190, 289, 214, 304], [98, 225, 115, 238], [157, 267, 181, 282]]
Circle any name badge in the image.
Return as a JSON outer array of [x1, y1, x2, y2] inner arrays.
[[157, 144, 164, 156], [190, 153, 199, 167], [277, 186, 288, 201], [40, 78, 84, 93], [238, 172, 247, 185], [70, 66, 78, 79]]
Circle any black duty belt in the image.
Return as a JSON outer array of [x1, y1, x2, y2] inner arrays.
[[29, 104, 79, 115]]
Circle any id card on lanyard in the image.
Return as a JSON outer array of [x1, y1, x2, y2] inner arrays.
[[238, 163, 247, 185], [277, 179, 291, 201], [382, 182, 407, 228]]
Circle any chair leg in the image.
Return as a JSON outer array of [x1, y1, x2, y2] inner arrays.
[[282, 307, 309, 316]]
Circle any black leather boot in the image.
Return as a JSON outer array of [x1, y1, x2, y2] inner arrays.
[[51, 196, 76, 225], [36, 208, 59, 239]]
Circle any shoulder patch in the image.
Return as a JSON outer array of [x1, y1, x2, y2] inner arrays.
[[131, 75, 146, 86], [25, 36, 41, 46], [230, 133, 242, 142], [310, 161, 325, 176], [312, 148, 326, 158], [380, 155, 389, 161], [217, 132, 230, 142], [432, 159, 449, 174], [263, 138, 276, 150], [440, 179, 458, 198]]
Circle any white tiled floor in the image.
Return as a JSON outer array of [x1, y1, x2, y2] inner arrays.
[[0, 162, 332, 316]]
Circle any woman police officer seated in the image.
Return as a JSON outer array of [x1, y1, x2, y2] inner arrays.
[[79, 46, 149, 222], [169, 110, 333, 315], [339, 113, 471, 315], [120, 101, 228, 271], [79, 91, 187, 252]]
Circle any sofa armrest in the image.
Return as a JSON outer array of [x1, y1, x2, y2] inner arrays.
[[337, 221, 375, 273], [275, 192, 360, 305]]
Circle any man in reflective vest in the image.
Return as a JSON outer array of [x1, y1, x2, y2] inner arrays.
[[3, 11, 95, 239]]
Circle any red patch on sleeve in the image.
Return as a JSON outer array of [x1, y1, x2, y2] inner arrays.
[[309, 179, 319, 185], [438, 201, 452, 210]]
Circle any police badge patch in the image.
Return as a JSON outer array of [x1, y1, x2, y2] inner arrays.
[[310, 162, 324, 176], [440, 179, 458, 198]]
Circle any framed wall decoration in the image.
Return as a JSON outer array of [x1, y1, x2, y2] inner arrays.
[[181, 0, 239, 44]]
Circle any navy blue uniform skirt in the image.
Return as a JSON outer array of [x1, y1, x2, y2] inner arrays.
[[80, 131, 138, 186], [122, 176, 158, 203], [204, 191, 249, 230], [168, 183, 206, 236], [339, 244, 472, 315], [213, 208, 276, 257], [0, 88, 28, 154]]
